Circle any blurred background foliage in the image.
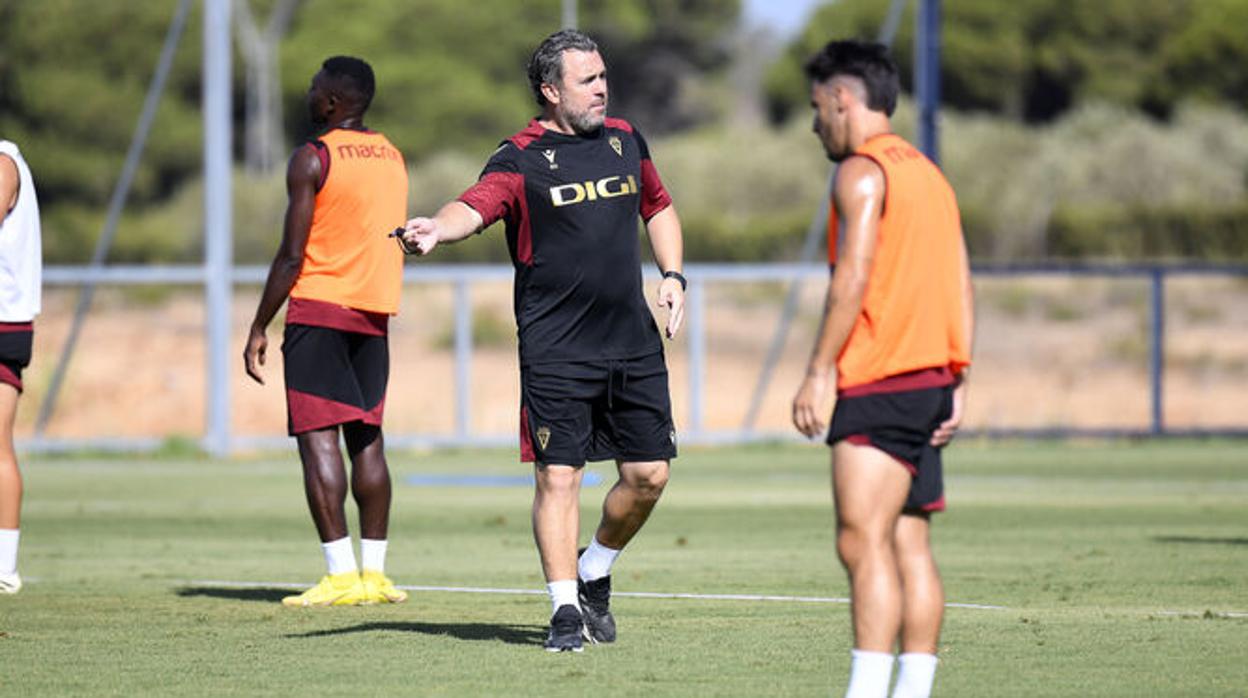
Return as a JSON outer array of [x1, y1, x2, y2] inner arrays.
[[0, 0, 1245, 264]]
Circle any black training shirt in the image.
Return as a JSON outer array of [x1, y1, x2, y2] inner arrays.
[[458, 117, 673, 365]]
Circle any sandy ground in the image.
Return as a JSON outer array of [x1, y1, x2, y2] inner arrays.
[[17, 275, 1248, 442]]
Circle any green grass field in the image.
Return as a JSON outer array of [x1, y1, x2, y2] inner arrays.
[[1, 441, 1245, 696]]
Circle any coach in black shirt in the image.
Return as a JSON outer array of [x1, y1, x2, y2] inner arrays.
[[400, 29, 685, 653]]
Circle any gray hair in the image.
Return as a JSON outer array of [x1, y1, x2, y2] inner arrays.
[[527, 29, 599, 106]]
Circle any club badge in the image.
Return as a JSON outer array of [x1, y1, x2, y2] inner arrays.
[[609, 136, 622, 157], [537, 426, 552, 450]]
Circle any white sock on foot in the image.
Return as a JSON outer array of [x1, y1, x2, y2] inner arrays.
[[0, 529, 18, 575], [321, 537, 357, 576], [891, 653, 938, 698], [360, 538, 388, 573], [547, 579, 579, 616], [577, 537, 620, 581], [845, 649, 895, 698]]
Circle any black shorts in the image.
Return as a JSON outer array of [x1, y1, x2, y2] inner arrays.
[[520, 352, 677, 466], [282, 323, 388, 436], [826, 382, 954, 514], [0, 322, 33, 392]]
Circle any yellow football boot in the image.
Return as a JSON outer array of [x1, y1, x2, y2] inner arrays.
[[361, 569, 408, 604], [281, 571, 367, 607]]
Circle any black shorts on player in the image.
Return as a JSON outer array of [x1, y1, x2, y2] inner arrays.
[[826, 383, 954, 513], [0, 323, 33, 392], [520, 352, 676, 466], [282, 323, 389, 435]]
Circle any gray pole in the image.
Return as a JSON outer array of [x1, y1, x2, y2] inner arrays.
[[562, 0, 577, 29], [916, 0, 942, 164], [453, 279, 473, 440], [1149, 269, 1165, 435], [686, 278, 706, 440], [203, 0, 233, 456]]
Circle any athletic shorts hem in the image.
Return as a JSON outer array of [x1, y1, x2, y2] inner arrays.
[[286, 387, 384, 436], [840, 433, 918, 476], [524, 448, 677, 466], [289, 414, 383, 437], [0, 363, 22, 392]]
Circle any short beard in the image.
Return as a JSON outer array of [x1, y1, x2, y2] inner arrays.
[[566, 107, 605, 135]]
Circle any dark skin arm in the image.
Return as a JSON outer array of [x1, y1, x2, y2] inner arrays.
[[791, 155, 884, 438], [243, 144, 320, 384]]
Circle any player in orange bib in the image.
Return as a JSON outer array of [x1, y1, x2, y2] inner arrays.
[[791, 41, 974, 698], [244, 57, 409, 608]]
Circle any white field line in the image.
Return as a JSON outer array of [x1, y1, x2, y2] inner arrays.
[[1156, 610, 1248, 619], [187, 579, 1006, 611]]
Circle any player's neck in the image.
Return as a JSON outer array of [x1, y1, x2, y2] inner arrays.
[[325, 115, 367, 132], [538, 115, 576, 136], [848, 114, 892, 151]]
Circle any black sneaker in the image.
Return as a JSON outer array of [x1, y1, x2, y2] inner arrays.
[[544, 604, 584, 652], [578, 574, 616, 644]]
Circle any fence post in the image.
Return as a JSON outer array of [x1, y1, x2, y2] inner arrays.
[[686, 277, 706, 441], [454, 278, 473, 441], [203, 0, 233, 457], [1149, 268, 1165, 435]]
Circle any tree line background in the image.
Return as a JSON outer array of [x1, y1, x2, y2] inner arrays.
[[1, 0, 1245, 264]]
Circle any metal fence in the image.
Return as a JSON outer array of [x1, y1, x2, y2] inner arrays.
[[19, 261, 1247, 455]]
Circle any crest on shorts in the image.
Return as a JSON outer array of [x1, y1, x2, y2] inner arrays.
[[669, 429, 677, 445], [536, 426, 552, 451], [609, 136, 622, 157]]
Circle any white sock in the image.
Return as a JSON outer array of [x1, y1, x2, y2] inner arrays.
[[845, 649, 895, 698], [547, 579, 579, 616], [360, 538, 388, 573], [891, 653, 938, 698], [0, 529, 18, 575], [321, 537, 357, 576], [577, 537, 620, 581]]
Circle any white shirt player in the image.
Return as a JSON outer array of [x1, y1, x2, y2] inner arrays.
[[0, 141, 41, 323]]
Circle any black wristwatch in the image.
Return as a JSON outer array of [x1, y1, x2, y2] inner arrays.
[[662, 270, 687, 291]]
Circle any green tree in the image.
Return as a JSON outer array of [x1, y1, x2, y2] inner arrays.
[[0, 2, 204, 260], [0, 0, 741, 263], [581, 0, 741, 132], [766, 0, 1247, 123], [1159, 0, 1248, 107]]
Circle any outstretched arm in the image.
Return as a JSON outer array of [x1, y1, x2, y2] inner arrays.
[[646, 204, 685, 339], [400, 201, 484, 256], [243, 145, 320, 384], [792, 156, 884, 438]]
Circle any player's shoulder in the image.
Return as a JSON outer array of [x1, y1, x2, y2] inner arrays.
[[502, 120, 548, 152], [833, 154, 886, 201], [604, 117, 635, 134], [0, 140, 19, 166]]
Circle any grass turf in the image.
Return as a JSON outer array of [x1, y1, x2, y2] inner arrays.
[[1, 440, 1244, 696]]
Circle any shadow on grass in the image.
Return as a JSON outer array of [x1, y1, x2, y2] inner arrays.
[[1153, 536, 1248, 546], [285, 621, 546, 646], [176, 586, 293, 603]]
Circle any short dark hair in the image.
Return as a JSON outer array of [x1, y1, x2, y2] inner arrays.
[[527, 29, 599, 106], [321, 55, 375, 111], [803, 40, 899, 116]]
